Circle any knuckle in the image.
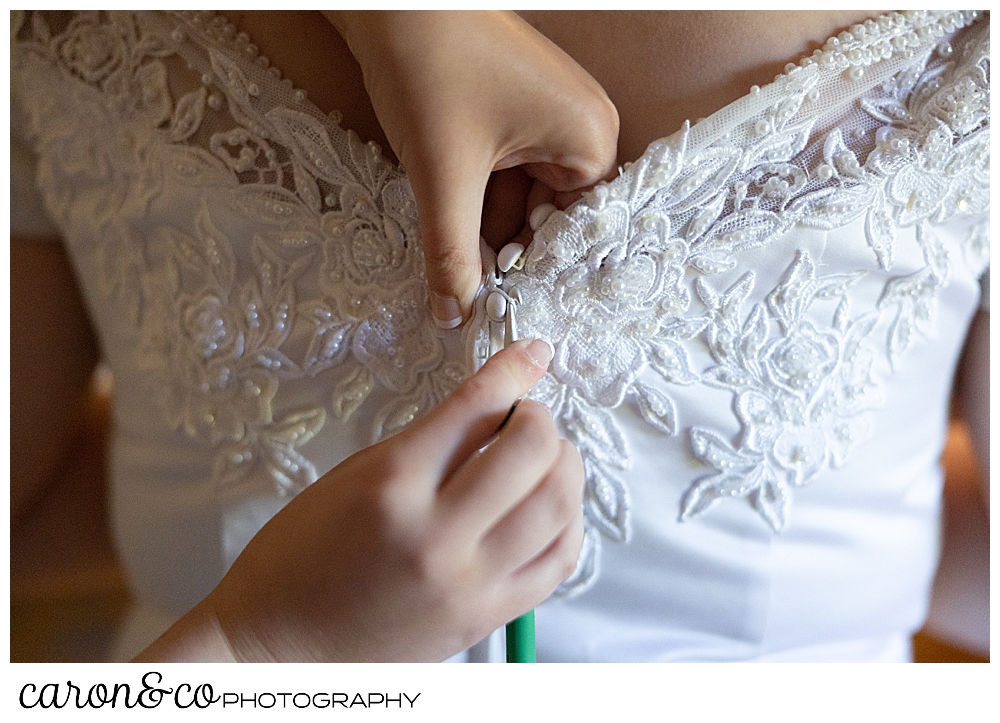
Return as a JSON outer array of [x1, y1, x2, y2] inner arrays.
[[559, 440, 586, 498], [422, 242, 477, 286], [559, 549, 579, 582], [373, 449, 413, 504], [409, 530, 459, 588], [516, 398, 556, 429], [545, 485, 577, 530], [599, 94, 621, 139], [509, 402, 559, 456], [583, 89, 618, 135], [558, 521, 585, 580], [573, 94, 619, 156], [538, 466, 582, 528]]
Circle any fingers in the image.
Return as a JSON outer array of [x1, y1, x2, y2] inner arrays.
[[503, 500, 585, 615], [437, 399, 563, 535], [405, 143, 493, 329], [481, 167, 534, 253], [397, 338, 555, 480], [478, 439, 584, 573]]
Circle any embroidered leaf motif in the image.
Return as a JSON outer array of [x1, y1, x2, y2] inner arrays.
[[751, 474, 790, 531], [695, 277, 719, 310], [193, 203, 237, 290], [689, 249, 737, 275], [208, 48, 254, 107], [331, 365, 375, 422], [232, 187, 324, 247], [686, 193, 727, 242], [633, 382, 678, 436], [134, 60, 172, 126], [292, 159, 322, 213], [216, 410, 322, 495], [584, 461, 629, 542], [372, 392, 424, 442], [719, 272, 756, 325], [301, 302, 351, 373], [169, 87, 206, 142], [879, 267, 940, 367], [666, 150, 740, 214], [213, 443, 255, 490], [561, 393, 628, 470], [628, 124, 688, 206], [767, 251, 864, 331], [865, 196, 896, 269], [265, 408, 326, 448], [739, 305, 769, 361], [699, 209, 784, 260], [681, 464, 765, 520], [743, 118, 815, 171], [263, 443, 317, 496], [347, 130, 393, 196], [690, 427, 761, 471], [12, 9, 988, 596], [963, 218, 990, 274], [267, 106, 358, 187], [162, 144, 234, 186], [649, 338, 701, 385], [791, 184, 875, 230]]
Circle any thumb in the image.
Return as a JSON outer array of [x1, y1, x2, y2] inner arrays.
[[398, 338, 556, 478], [406, 145, 492, 330]]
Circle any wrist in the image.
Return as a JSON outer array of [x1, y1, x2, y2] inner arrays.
[[132, 596, 240, 662]]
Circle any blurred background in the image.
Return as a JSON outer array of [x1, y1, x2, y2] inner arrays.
[[10, 369, 989, 663]]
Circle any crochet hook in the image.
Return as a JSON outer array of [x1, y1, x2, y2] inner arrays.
[[496, 280, 536, 663]]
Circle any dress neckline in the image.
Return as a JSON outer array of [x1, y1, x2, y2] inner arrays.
[[179, 10, 982, 173]]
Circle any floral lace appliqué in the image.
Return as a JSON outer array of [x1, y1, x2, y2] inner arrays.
[[12, 10, 989, 596]]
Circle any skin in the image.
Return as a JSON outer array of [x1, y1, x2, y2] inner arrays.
[[135, 339, 584, 662], [12, 11, 988, 661], [230, 10, 882, 321]]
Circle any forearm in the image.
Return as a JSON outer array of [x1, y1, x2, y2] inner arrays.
[[955, 309, 989, 509], [11, 236, 100, 523]]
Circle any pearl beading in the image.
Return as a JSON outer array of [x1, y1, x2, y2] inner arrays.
[[12, 10, 989, 596], [791, 10, 981, 81]]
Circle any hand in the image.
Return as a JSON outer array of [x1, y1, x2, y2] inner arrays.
[[137, 339, 584, 662], [325, 11, 619, 328]]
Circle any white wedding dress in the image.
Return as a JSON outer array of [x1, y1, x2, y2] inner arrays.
[[11, 10, 989, 662]]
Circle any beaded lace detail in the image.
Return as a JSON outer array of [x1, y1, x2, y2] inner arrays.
[[12, 10, 989, 594]]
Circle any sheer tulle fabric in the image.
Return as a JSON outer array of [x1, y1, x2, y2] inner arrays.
[[11, 10, 989, 661]]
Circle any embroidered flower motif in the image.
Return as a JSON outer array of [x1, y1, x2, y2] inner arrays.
[[13, 10, 989, 597], [182, 293, 242, 361], [764, 323, 840, 394], [58, 17, 125, 83], [519, 191, 704, 408], [685, 252, 880, 530], [215, 408, 327, 496], [142, 206, 305, 444], [320, 184, 422, 294], [795, 24, 990, 270]]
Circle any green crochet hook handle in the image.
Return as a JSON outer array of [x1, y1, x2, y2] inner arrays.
[[506, 610, 536, 663]]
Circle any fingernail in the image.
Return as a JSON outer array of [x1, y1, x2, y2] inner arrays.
[[430, 292, 463, 330], [525, 338, 555, 368]]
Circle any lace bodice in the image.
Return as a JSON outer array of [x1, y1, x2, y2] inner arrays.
[[11, 11, 989, 658]]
